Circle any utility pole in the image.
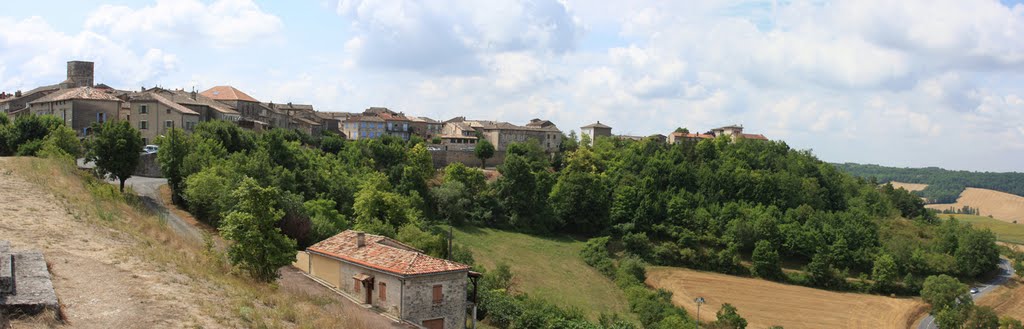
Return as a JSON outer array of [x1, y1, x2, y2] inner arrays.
[[694, 297, 705, 329]]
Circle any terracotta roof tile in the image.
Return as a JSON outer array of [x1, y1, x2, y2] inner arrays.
[[200, 86, 259, 103], [308, 230, 470, 276]]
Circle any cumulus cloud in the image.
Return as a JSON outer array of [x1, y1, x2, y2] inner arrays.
[[335, 0, 582, 73], [85, 0, 283, 48], [0, 16, 179, 91]]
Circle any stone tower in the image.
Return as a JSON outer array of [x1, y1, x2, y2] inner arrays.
[[64, 61, 94, 88]]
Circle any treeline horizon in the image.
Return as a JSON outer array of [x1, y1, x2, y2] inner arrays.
[[833, 162, 1024, 204]]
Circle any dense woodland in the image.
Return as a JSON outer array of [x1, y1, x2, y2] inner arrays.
[[1, 116, 1011, 329], [834, 163, 1024, 203]]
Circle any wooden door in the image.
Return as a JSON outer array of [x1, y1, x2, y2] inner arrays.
[[422, 318, 444, 329]]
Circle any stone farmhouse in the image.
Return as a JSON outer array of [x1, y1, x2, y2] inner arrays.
[[580, 121, 612, 145], [28, 86, 121, 136], [301, 230, 474, 329]]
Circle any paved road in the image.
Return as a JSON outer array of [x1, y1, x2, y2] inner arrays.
[[78, 158, 205, 245], [918, 258, 1016, 329]]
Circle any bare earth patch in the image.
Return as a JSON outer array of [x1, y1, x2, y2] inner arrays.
[[978, 280, 1024, 320], [0, 158, 223, 328], [646, 266, 928, 329], [926, 187, 1024, 224]]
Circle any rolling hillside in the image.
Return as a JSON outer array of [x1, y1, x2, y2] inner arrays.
[[835, 163, 1024, 203], [943, 214, 1024, 245], [451, 227, 634, 322], [890, 181, 928, 192], [927, 188, 1024, 224]]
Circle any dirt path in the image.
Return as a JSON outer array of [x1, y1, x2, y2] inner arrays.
[[0, 159, 223, 328]]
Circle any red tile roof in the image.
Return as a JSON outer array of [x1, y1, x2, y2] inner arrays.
[[741, 133, 768, 140], [200, 86, 259, 103], [307, 230, 470, 276]]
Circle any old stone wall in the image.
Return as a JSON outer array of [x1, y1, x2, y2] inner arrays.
[[401, 271, 468, 329], [71, 99, 119, 133], [428, 149, 506, 169], [133, 153, 162, 178]]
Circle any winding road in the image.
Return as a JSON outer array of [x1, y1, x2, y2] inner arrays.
[[78, 159, 206, 244], [917, 258, 1016, 329]]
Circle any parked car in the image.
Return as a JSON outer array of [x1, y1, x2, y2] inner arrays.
[[970, 287, 979, 294], [142, 145, 159, 154]]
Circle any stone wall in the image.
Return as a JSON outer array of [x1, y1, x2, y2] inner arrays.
[[428, 149, 506, 169], [134, 153, 162, 178], [401, 271, 468, 329]]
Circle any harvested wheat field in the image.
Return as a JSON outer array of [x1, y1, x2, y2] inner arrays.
[[926, 188, 1024, 224], [646, 266, 928, 329], [978, 280, 1024, 319], [889, 181, 928, 192]]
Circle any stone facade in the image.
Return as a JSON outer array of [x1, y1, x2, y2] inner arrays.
[[400, 271, 467, 329], [127, 94, 200, 145], [134, 153, 162, 178], [30, 98, 120, 136]]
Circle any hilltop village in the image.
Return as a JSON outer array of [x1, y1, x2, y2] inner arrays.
[[0, 60, 766, 168]]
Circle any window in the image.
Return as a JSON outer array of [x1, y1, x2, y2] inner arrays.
[[354, 279, 361, 293], [139, 105, 148, 114], [166, 108, 171, 114], [165, 120, 174, 128], [139, 121, 148, 130], [379, 282, 387, 301], [432, 285, 443, 304]]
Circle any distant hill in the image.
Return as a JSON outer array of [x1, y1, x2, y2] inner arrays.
[[833, 163, 1024, 203], [927, 188, 1024, 224]]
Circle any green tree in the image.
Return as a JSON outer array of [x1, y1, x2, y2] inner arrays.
[[955, 228, 1000, 277], [963, 306, 1000, 329], [37, 125, 82, 161], [872, 253, 899, 293], [475, 139, 495, 168], [157, 128, 190, 202], [921, 274, 972, 317], [87, 121, 144, 192], [304, 199, 349, 242], [549, 169, 609, 234], [352, 172, 423, 236], [183, 166, 237, 226], [714, 303, 748, 329], [219, 178, 297, 281], [751, 240, 783, 280]]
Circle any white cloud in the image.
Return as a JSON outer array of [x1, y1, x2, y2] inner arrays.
[[0, 16, 179, 91], [85, 0, 283, 49], [335, 0, 582, 73]]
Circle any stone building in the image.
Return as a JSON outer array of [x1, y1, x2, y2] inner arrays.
[[442, 117, 562, 152], [580, 121, 612, 145], [27, 87, 121, 136], [144, 88, 241, 123], [201, 86, 267, 129], [2, 61, 96, 117], [408, 116, 442, 140], [126, 92, 201, 145], [342, 115, 386, 140], [303, 230, 471, 329]]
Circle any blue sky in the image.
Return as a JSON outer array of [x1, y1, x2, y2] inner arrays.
[[3, 0, 1024, 172]]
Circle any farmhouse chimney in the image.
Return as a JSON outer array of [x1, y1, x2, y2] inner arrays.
[[356, 232, 365, 248]]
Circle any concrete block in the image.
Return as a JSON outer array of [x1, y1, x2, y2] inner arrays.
[[1, 251, 58, 315]]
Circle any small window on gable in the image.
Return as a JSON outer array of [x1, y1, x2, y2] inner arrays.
[[432, 284, 443, 304]]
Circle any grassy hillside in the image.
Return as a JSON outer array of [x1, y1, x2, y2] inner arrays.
[[945, 214, 1024, 245], [1, 157, 372, 328], [452, 227, 634, 322]]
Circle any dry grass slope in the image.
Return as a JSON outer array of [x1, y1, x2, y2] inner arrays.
[[0, 157, 370, 328], [926, 188, 1024, 224], [890, 181, 929, 192], [646, 266, 928, 329]]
